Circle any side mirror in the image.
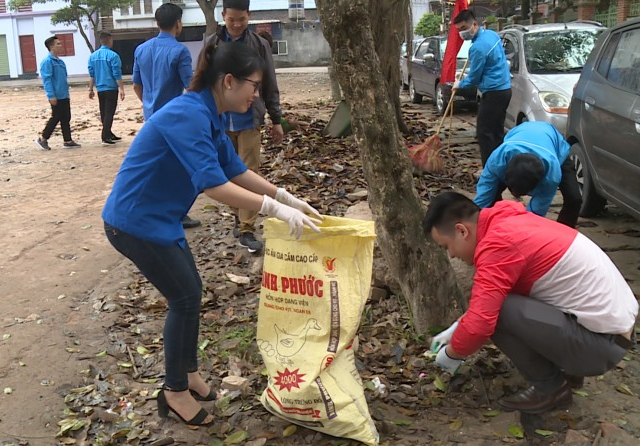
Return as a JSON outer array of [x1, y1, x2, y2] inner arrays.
[[423, 53, 435, 61]]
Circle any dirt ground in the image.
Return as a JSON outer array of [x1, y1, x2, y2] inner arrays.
[[0, 73, 639, 446]]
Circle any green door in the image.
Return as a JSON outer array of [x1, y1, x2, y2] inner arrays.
[[0, 35, 10, 76]]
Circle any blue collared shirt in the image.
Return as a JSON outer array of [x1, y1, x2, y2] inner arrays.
[[88, 45, 123, 92], [39, 53, 69, 100], [475, 122, 571, 216], [221, 29, 255, 131], [459, 28, 510, 93], [132, 32, 193, 120], [102, 89, 248, 246]]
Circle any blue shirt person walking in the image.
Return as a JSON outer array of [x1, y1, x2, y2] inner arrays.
[[88, 32, 125, 145], [454, 10, 511, 166], [132, 3, 199, 229], [474, 121, 582, 227], [103, 42, 321, 429], [35, 36, 81, 150], [132, 4, 192, 121]]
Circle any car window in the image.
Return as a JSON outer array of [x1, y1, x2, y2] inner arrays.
[[524, 29, 602, 73], [427, 39, 438, 56], [603, 28, 640, 95], [415, 41, 430, 59], [439, 39, 471, 58], [502, 34, 519, 72], [596, 32, 622, 78]]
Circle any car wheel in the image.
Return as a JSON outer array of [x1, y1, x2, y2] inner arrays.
[[435, 84, 446, 115], [409, 79, 422, 104], [570, 142, 606, 217]]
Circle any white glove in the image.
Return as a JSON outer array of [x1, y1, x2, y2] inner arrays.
[[275, 188, 323, 220], [261, 195, 321, 238], [430, 320, 459, 353], [453, 79, 461, 90], [435, 345, 463, 374]]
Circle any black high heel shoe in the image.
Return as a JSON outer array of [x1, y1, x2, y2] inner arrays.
[[189, 388, 217, 402], [157, 389, 215, 426]]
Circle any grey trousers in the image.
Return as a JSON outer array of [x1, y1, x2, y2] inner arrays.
[[491, 295, 629, 393]]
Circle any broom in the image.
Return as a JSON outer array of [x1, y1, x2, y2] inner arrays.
[[409, 58, 470, 174]]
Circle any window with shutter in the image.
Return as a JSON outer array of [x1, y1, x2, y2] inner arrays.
[[55, 33, 75, 57]]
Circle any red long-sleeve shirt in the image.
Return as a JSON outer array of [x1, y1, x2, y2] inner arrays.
[[451, 201, 638, 356]]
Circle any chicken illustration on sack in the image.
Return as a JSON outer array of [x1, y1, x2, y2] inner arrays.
[[257, 318, 322, 366], [257, 216, 379, 446]]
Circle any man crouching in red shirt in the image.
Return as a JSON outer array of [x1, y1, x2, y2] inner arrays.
[[423, 192, 638, 414]]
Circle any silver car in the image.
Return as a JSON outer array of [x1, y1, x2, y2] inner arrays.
[[566, 17, 640, 220], [499, 22, 604, 134]]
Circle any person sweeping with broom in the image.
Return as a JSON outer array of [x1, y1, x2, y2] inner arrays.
[[453, 9, 511, 166]]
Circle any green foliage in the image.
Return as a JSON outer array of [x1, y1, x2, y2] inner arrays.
[[414, 13, 441, 38], [484, 15, 497, 24]]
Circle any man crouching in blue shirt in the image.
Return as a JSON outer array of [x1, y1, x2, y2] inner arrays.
[[474, 121, 582, 228]]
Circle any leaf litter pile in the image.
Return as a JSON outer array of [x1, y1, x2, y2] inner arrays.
[[53, 105, 640, 446]]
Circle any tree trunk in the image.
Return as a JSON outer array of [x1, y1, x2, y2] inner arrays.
[[77, 14, 95, 53], [521, 0, 531, 19], [327, 64, 342, 100], [196, 0, 219, 37], [316, 0, 464, 333], [369, 0, 410, 134]]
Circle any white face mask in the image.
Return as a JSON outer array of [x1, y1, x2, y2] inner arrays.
[[459, 29, 474, 41]]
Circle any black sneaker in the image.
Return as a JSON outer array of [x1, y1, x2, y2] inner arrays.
[[35, 137, 51, 150], [239, 232, 263, 253], [182, 215, 201, 229], [63, 140, 81, 148], [101, 139, 116, 145], [110, 135, 122, 141]]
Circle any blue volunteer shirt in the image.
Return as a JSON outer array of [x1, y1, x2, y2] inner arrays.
[[222, 29, 255, 131], [459, 28, 510, 93], [40, 54, 69, 100], [475, 122, 571, 217], [102, 89, 248, 246], [88, 45, 123, 92], [132, 32, 193, 120]]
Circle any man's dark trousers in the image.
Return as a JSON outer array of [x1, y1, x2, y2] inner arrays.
[[42, 98, 72, 141], [98, 90, 119, 141], [477, 88, 512, 166]]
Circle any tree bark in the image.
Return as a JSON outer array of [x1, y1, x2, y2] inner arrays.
[[76, 12, 95, 53], [369, 0, 410, 134], [327, 64, 342, 101], [316, 0, 464, 333], [196, 0, 219, 37]]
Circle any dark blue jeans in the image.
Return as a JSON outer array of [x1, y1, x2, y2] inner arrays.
[[104, 222, 202, 391]]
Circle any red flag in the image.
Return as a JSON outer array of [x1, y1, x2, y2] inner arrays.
[[440, 0, 468, 85]]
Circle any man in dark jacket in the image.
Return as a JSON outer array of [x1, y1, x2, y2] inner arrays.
[[202, 0, 283, 253]]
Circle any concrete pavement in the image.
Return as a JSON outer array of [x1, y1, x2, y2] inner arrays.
[[0, 66, 328, 89]]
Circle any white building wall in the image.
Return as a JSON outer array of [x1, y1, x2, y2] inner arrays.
[[0, 17, 20, 77], [0, 0, 95, 78], [411, 0, 431, 29], [113, 0, 318, 30], [33, 15, 93, 76]]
